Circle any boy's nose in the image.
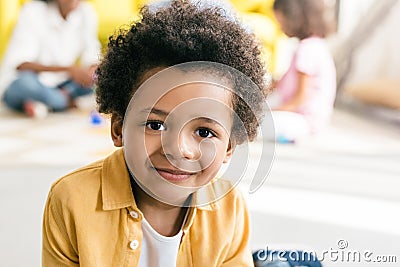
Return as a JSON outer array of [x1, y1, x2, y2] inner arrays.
[[178, 134, 198, 160], [162, 132, 199, 161]]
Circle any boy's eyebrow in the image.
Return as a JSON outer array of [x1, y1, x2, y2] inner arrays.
[[141, 109, 227, 128], [198, 117, 219, 125], [141, 108, 169, 116], [195, 117, 226, 129]]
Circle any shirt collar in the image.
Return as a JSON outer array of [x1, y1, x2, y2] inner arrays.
[[101, 149, 136, 211]]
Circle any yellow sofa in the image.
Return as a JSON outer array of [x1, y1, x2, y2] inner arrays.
[[0, 0, 283, 72], [230, 0, 284, 72]]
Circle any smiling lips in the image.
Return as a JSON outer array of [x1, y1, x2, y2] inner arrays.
[[155, 168, 196, 182]]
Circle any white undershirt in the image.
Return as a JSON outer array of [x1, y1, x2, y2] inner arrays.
[[138, 217, 183, 267]]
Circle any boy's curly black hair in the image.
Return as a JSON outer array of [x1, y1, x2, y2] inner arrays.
[[96, 0, 268, 144]]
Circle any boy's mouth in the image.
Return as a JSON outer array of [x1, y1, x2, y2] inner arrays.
[[154, 167, 196, 182]]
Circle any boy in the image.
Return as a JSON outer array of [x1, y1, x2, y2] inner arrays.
[[42, 1, 268, 266]]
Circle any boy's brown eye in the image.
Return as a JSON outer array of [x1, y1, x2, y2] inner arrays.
[[196, 128, 215, 138], [146, 121, 166, 131]]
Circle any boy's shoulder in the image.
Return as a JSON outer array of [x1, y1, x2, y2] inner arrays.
[[48, 149, 127, 205], [190, 181, 249, 248], [49, 158, 105, 200], [215, 180, 246, 203], [196, 179, 248, 214], [220, 183, 247, 209]]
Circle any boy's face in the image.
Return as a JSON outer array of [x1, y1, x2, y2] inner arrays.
[[143, 84, 233, 186], [117, 72, 235, 205]]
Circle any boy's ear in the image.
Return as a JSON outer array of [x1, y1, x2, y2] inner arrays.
[[223, 139, 236, 163], [111, 114, 124, 147]]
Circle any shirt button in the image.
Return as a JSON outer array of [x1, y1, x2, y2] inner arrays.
[[130, 240, 139, 250], [130, 211, 139, 219]]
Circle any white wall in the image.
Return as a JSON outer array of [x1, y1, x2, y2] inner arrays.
[[337, 0, 400, 85], [337, 0, 375, 38]]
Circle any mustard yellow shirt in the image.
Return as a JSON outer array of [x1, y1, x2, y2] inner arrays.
[[42, 149, 254, 266]]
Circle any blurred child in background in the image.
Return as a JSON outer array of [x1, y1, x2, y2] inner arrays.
[[0, 0, 100, 118], [270, 0, 336, 142]]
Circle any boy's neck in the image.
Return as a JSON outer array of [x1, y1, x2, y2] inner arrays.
[[130, 177, 188, 237]]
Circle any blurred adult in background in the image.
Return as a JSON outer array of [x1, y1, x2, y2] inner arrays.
[[269, 0, 336, 142], [0, 0, 101, 118]]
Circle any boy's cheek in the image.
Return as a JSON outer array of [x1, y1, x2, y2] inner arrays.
[[143, 136, 162, 154]]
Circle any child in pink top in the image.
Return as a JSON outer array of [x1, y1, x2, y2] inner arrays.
[[271, 0, 336, 141]]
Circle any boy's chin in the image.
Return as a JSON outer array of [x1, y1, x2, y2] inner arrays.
[[147, 185, 196, 207], [134, 173, 198, 206]]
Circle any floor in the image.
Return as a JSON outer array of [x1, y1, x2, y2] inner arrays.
[[0, 97, 399, 267]]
